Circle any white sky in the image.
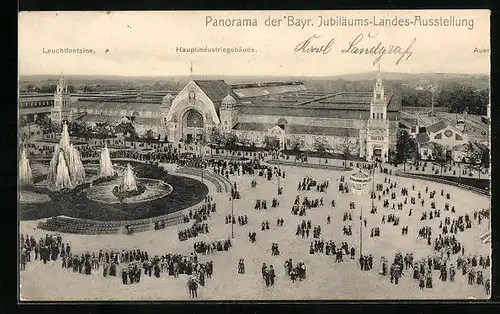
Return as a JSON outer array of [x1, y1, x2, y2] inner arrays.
[[18, 10, 490, 77]]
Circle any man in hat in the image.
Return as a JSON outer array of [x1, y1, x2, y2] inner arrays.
[[188, 276, 198, 298], [268, 265, 276, 286], [122, 268, 128, 284]]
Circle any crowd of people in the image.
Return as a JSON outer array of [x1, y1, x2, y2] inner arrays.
[[20, 141, 491, 299], [20, 231, 228, 297], [283, 259, 307, 282], [178, 222, 210, 241], [193, 238, 232, 254]]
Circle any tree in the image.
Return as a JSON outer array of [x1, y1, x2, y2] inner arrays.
[[436, 83, 488, 115], [209, 127, 224, 148], [430, 142, 449, 174], [313, 137, 329, 154], [388, 148, 398, 164], [338, 130, 357, 168], [249, 141, 257, 151], [224, 133, 239, 154], [395, 130, 418, 171], [290, 137, 305, 161], [184, 136, 193, 145], [465, 142, 489, 179], [69, 121, 91, 139], [35, 115, 54, 134], [144, 129, 155, 141], [238, 135, 251, 148], [480, 146, 490, 170], [263, 136, 280, 151], [93, 122, 115, 138], [115, 121, 137, 138]]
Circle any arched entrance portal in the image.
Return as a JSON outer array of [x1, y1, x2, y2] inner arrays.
[[372, 145, 383, 162], [181, 109, 205, 143]]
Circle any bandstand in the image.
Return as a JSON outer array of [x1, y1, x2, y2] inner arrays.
[[349, 170, 372, 196]]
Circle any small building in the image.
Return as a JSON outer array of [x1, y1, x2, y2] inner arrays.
[[425, 121, 468, 150]]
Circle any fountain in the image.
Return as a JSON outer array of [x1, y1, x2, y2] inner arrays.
[[46, 123, 86, 191], [19, 148, 33, 186], [112, 163, 144, 201], [99, 144, 115, 178], [55, 150, 72, 190], [121, 163, 138, 192]]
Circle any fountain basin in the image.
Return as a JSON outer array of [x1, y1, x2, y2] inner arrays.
[[86, 178, 173, 204], [20, 160, 208, 222], [19, 190, 51, 204]]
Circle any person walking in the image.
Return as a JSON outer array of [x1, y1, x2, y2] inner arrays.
[[188, 276, 198, 298], [269, 265, 276, 286]]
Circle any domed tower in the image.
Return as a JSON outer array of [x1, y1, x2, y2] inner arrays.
[[220, 93, 238, 133], [51, 72, 72, 127]]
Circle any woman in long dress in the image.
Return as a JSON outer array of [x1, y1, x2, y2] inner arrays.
[[425, 271, 433, 288]]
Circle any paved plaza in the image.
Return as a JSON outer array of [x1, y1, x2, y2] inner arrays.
[[20, 161, 490, 300]]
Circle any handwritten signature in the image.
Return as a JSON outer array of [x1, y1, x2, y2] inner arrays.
[[294, 34, 334, 54], [294, 33, 416, 65]]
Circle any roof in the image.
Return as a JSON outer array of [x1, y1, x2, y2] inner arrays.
[[193, 80, 240, 103], [19, 107, 53, 114], [232, 122, 359, 137], [72, 100, 162, 112], [401, 118, 418, 126], [79, 114, 123, 124], [233, 84, 308, 98], [350, 170, 371, 182], [238, 105, 375, 120], [287, 125, 359, 137], [427, 121, 448, 133], [399, 120, 413, 129], [244, 91, 400, 112], [230, 81, 304, 89], [416, 132, 430, 144], [277, 118, 289, 125], [232, 122, 274, 132], [222, 94, 236, 103], [79, 114, 161, 126], [133, 117, 162, 126]]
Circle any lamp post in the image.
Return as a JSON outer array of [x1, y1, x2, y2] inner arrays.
[[371, 161, 376, 211], [359, 205, 363, 258], [277, 170, 281, 192], [349, 169, 372, 259], [230, 194, 234, 239], [199, 137, 204, 183]]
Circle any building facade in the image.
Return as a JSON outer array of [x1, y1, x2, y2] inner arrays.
[[416, 121, 469, 161], [164, 74, 399, 162], [44, 73, 401, 161]]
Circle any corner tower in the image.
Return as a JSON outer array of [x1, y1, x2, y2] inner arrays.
[[366, 67, 390, 162], [51, 72, 72, 127]]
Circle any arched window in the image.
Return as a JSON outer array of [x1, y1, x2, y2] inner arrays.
[[186, 110, 204, 128]]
